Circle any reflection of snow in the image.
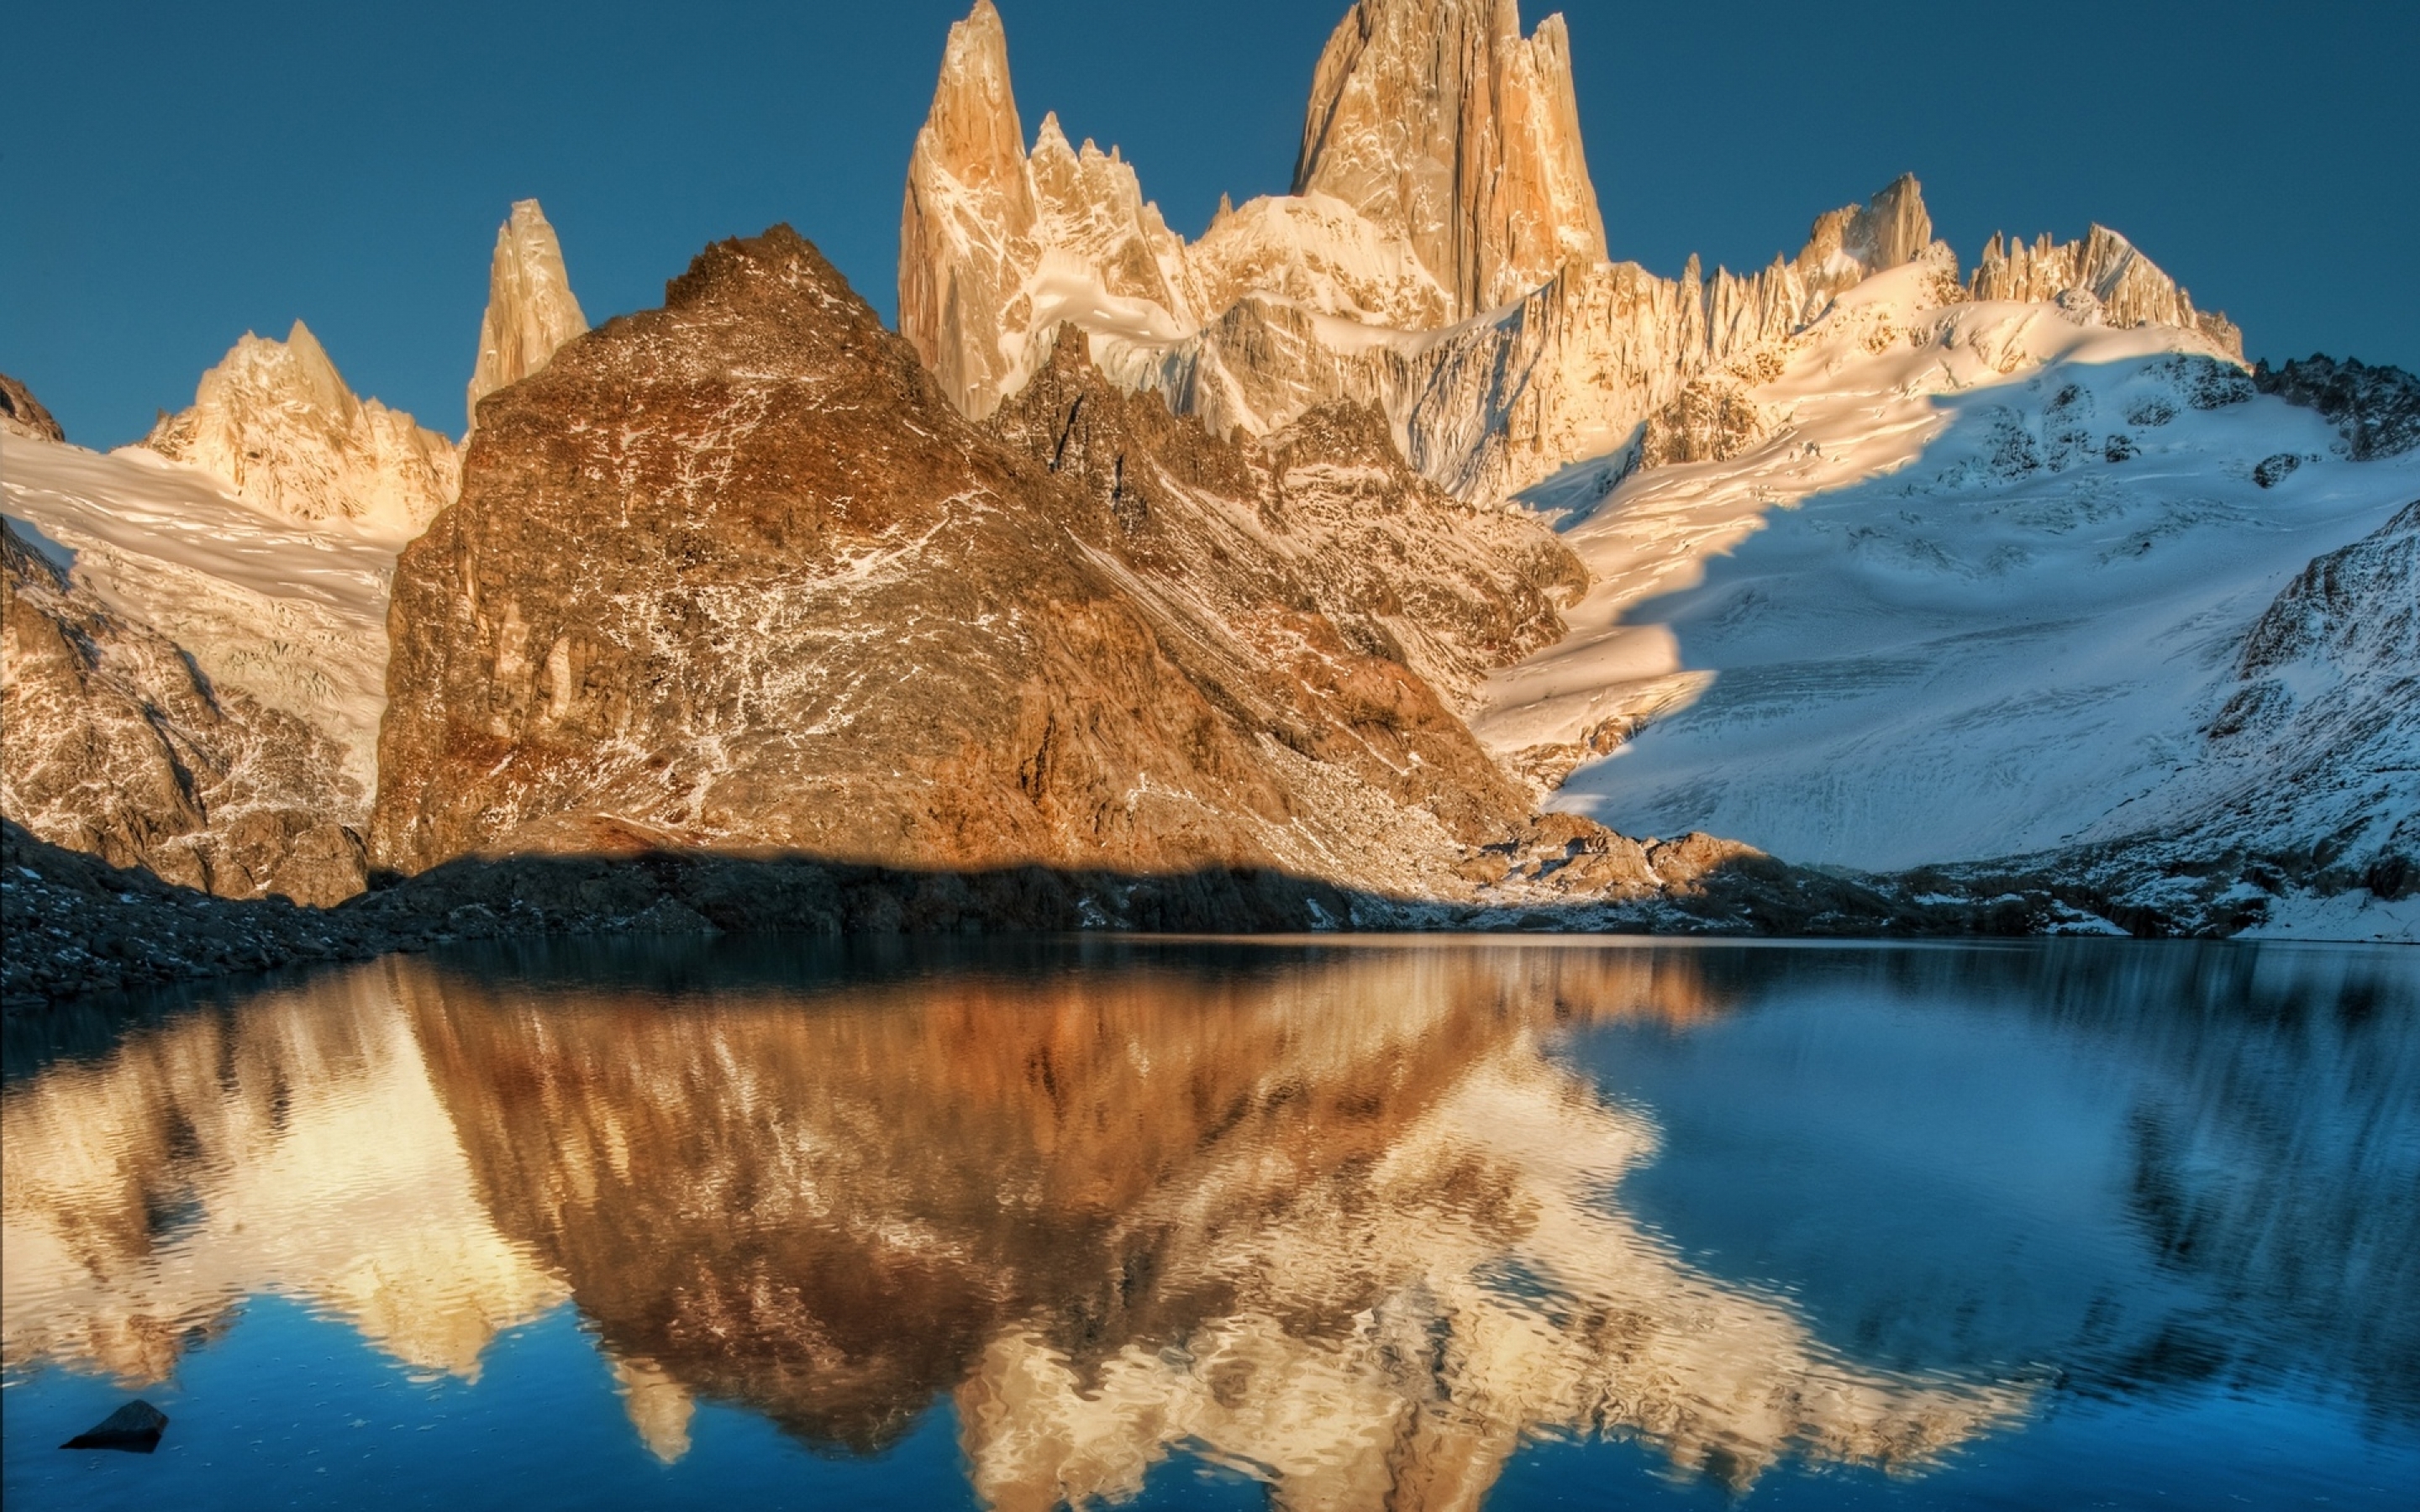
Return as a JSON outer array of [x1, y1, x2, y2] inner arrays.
[[1, 947, 2029, 1506], [1, 964, 565, 1384], [961, 1043, 2026, 1511]]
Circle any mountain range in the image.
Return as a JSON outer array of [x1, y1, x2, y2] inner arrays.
[[3, 0, 2414, 997]]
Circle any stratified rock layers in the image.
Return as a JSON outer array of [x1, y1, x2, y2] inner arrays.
[[466, 199, 588, 433], [372, 228, 1576, 888]]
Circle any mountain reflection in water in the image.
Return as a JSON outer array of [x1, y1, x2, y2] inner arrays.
[[3, 939, 2415, 1510]]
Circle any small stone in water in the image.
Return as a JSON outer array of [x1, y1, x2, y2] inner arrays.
[[61, 1399, 169, 1453]]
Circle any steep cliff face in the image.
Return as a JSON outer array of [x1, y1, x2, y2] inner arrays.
[[466, 198, 588, 433], [1292, 0, 1606, 314], [373, 228, 1576, 890], [143, 321, 459, 541], [898, 0, 1047, 418], [1, 518, 369, 904]]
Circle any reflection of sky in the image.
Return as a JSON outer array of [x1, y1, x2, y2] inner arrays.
[[5, 939, 2417, 1511], [1566, 987, 2187, 1373], [12, 1296, 2415, 1511], [1558, 948, 2420, 1423]]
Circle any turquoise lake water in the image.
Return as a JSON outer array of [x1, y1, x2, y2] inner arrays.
[[4, 937, 2415, 1509]]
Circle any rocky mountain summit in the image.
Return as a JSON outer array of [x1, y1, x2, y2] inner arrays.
[[1292, 0, 1606, 316], [142, 320, 460, 541], [466, 198, 588, 433], [5, 1, 2414, 1005], [897, 3, 2240, 517], [371, 225, 1595, 895], [1, 370, 66, 442]]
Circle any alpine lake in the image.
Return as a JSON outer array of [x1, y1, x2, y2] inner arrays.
[[4, 936, 2415, 1510]]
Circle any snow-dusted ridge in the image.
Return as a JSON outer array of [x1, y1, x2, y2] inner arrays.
[[1481, 265, 2417, 940], [1, 0, 2408, 945]]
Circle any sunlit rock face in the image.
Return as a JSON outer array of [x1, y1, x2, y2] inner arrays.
[[0, 965, 565, 1386], [371, 225, 1577, 891], [1292, 0, 1606, 316], [897, 3, 2229, 513], [0, 370, 66, 442], [142, 321, 458, 543], [399, 947, 2027, 1500], [466, 198, 588, 434], [1969, 224, 2241, 358]]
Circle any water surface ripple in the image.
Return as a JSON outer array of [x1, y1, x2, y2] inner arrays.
[[4, 937, 2415, 1509]]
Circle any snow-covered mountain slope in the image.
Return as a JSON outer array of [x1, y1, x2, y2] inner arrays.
[[1473, 262, 2417, 937], [1, 198, 586, 864], [2, 434, 396, 795], [2, 514, 371, 903]]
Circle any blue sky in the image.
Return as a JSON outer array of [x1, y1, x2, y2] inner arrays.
[[5, 0, 2414, 446]]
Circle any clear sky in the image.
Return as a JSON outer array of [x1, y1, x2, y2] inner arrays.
[[6, 0, 2415, 447]]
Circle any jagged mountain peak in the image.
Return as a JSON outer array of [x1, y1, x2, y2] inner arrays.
[[466, 197, 587, 434], [1797, 173, 1933, 281], [375, 218, 1578, 890], [660, 226, 907, 356], [917, 0, 1029, 201], [143, 321, 457, 541], [1, 370, 68, 443], [1292, 0, 1604, 314], [1970, 221, 2240, 357]]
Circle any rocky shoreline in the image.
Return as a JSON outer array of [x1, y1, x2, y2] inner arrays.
[[12, 815, 2350, 1013]]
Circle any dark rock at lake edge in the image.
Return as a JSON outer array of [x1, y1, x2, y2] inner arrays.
[[13, 810, 2383, 1014]]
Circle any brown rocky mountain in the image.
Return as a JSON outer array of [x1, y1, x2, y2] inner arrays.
[[372, 226, 1585, 895], [1, 370, 66, 442]]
